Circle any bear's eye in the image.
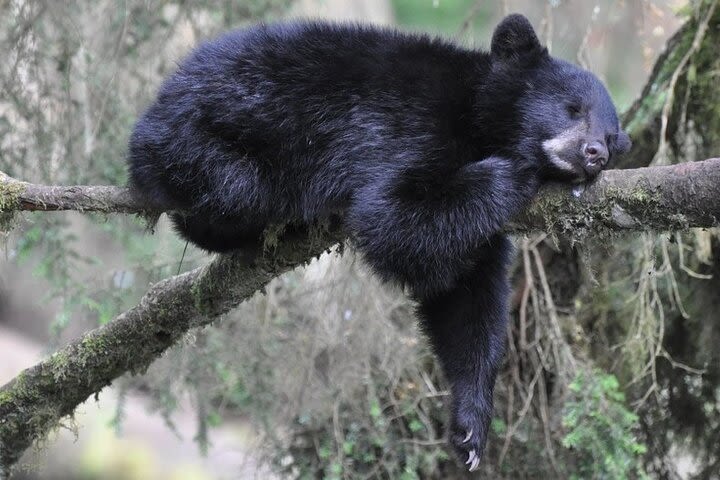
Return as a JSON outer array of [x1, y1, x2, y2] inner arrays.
[[566, 103, 582, 118]]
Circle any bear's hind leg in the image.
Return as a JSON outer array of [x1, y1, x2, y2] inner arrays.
[[170, 211, 265, 254], [171, 158, 274, 254]]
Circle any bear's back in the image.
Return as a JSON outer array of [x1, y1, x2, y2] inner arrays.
[[128, 22, 489, 218]]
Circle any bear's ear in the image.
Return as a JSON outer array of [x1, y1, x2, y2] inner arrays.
[[491, 14, 545, 64]]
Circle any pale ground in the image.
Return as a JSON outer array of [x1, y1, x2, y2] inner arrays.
[[0, 325, 279, 480]]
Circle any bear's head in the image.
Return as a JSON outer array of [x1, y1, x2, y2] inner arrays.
[[490, 14, 631, 182]]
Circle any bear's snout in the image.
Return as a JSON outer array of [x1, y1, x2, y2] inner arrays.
[[582, 140, 608, 176]]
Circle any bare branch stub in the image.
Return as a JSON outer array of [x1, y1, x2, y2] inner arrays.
[[0, 173, 164, 214]]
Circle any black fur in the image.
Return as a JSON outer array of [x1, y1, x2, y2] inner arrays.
[[127, 14, 630, 467]]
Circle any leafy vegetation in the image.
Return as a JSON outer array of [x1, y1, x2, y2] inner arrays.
[[562, 370, 647, 480]]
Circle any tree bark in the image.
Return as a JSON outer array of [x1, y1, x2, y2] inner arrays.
[[513, 158, 720, 234]]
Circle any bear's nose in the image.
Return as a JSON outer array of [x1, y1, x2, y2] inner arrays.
[[584, 141, 608, 166]]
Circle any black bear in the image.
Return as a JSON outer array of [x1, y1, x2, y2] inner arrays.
[[127, 14, 630, 471]]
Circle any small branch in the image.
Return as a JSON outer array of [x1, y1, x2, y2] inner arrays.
[[1, 159, 719, 475], [0, 172, 156, 214]]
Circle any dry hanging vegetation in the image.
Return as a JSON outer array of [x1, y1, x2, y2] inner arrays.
[[1, 1, 720, 479]]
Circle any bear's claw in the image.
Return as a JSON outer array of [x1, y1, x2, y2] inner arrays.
[[450, 399, 490, 473], [469, 455, 481, 472]]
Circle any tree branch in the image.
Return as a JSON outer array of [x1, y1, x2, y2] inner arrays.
[[515, 158, 720, 234], [3, 159, 720, 230], [0, 224, 344, 476], [1, 159, 719, 475], [0, 172, 153, 214], [0, 158, 720, 229]]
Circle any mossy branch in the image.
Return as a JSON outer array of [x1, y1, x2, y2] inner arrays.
[[620, 0, 720, 168], [1, 158, 720, 475], [2, 160, 720, 230], [0, 158, 720, 231], [514, 158, 720, 234], [0, 224, 344, 476]]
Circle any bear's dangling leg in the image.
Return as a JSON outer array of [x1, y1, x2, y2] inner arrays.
[[416, 234, 512, 471]]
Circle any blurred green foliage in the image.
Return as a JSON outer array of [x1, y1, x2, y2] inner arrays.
[[392, 0, 493, 35], [562, 370, 647, 480]]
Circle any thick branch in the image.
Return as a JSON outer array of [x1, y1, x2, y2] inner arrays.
[[1, 159, 719, 475], [514, 158, 720, 234], [2, 160, 720, 231]]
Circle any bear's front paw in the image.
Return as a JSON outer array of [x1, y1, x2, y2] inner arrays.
[[450, 404, 491, 473]]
